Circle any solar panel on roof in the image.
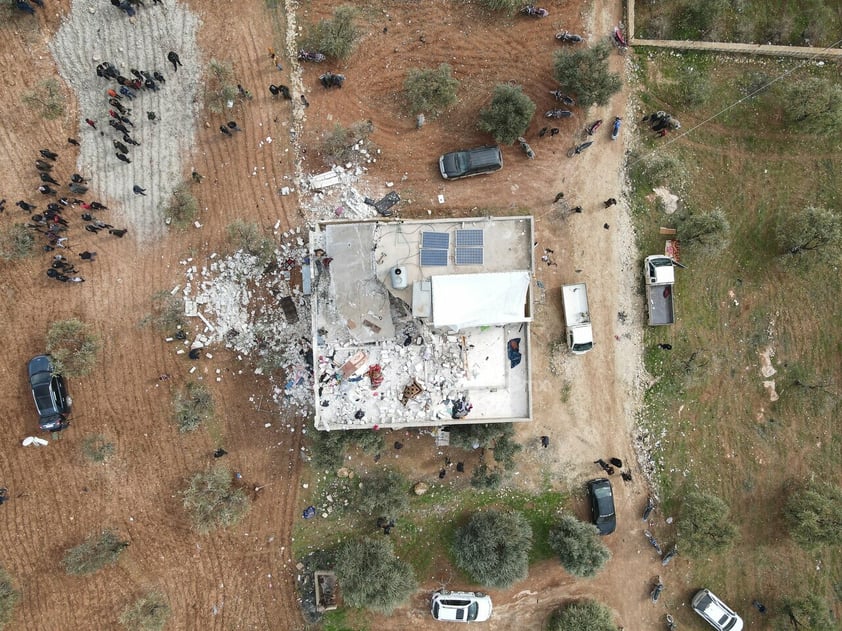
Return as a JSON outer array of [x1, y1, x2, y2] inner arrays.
[[455, 247, 484, 265], [420, 249, 449, 266], [456, 229, 484, 247], [422, 232, 450, 249]]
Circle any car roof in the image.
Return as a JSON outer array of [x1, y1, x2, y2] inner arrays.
[[28, 354, 54, 378]]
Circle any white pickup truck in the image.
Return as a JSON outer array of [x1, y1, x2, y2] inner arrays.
[[562, 283, 594, 355], [644, 255, 676, 326]]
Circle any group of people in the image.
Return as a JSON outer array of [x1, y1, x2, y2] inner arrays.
[[13, 148, 129, 284]]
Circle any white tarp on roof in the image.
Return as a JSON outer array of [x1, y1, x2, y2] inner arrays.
[[431, 271, 531, 329]]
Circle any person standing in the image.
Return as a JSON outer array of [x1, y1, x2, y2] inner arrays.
[[167, 51, 182, 72]]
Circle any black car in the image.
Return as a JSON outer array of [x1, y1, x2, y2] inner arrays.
[[438, 145, 503, 180], [28, 355, 71, 431], [587, 478, 616, 535]]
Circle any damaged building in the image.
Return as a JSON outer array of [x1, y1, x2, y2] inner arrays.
[[309, 216, 535, 430]]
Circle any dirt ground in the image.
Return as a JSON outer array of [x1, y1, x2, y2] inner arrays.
[[0, 0, 669, 629]]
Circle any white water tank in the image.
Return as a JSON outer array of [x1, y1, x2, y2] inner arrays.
[[390, 266, 407, 289]]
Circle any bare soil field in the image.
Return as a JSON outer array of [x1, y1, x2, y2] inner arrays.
[[0, 0, 667, 629]]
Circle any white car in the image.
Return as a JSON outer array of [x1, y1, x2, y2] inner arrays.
[[692, 589, 743, 631], [431, 590, 492, 622]]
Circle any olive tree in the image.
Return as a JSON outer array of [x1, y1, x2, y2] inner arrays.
[[549, 515, 611, 578], [46, 318, 101, 377], [355, 468, 410, 519], [63, 529, 129, 575], [0, 224, 35, 260], [673, 207, 731, 254], [301, 5, 360, 60], [0, 567, 20, 630], [334, 538, 416, 613], [452, 510, 532, 588], [776, 207, 842, 262], [773, 594, 835, 631], [547, 600, 618, 631], [676, 491, 737, 557], [404, 64, 459, 117], [478, 84, 535, 145], [784, 78, 842, 134], [119, 591, 171, 631], [784, 481, 842, 549], [552, 42, 622, 107], [182, 466, 250, 534]]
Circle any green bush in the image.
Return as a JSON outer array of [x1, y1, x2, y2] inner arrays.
[[552, 42, 622, 107], [478, 84, 535, 145], [452, 510, 532, 588], [548, 515, 611, 578], [0, 567, 20, 630], [547, 600, 618, 631], [165, 183, 198, 228], [355, 468, 409, 519], [449, 423, 512, 450], [334, 537, 416, 613], [182, 466, 250, 534], [63, 529, 129, 575], [22, 78, 65, 120], [81, 434, 115, 463], [404, 64, 459, 117], [301, 5, 360, 60], [140, 290, 186, 334], [173, 382, 214, 433], [676, 491, 738, 557], [492, 433, 521, 470], [784, 481, 842, 549], [119, 591, 170, 631], [226, 220, 276, 269], [0, 223, 35, 260], [46, 318, 101, 378]]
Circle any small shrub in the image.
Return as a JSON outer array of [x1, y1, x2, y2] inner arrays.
[[548, 514, 610, 578], [226, 220, 275, 269], [81, 434, 115, 463], [183, 466, 250, 534], [492, 433, 522, 470], [404, 64, 459, 117], [0, 223, 35, 260], [140, 290, 186, 333], [63, 529, 129, 575], [173, 381, 214, 433], [0, 567, 20, 630], [452, 509, 532, 588], [119, 591, 171, 631], [46, 318, 101, 378], [164, 183, 198, 228], [205, 59, 238, 114], [318, 120, 374, 166], [301, 5, 360, 60], [356, 468, 409, 519], [22, 78, 65, 120], [334, 537, 416, 613], [547, 600, 617, 631]]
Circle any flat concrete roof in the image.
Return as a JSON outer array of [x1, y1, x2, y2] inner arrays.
[[309, 216, 534, 430]]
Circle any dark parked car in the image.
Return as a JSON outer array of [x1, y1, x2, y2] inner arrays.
[[438, 145, 503, 180], [587, 478, 616, 535], [28, 355, 71, 431]]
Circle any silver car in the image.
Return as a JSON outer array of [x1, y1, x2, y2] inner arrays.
[[692, 589, 743, 631], [431, 590, 492, 622]]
